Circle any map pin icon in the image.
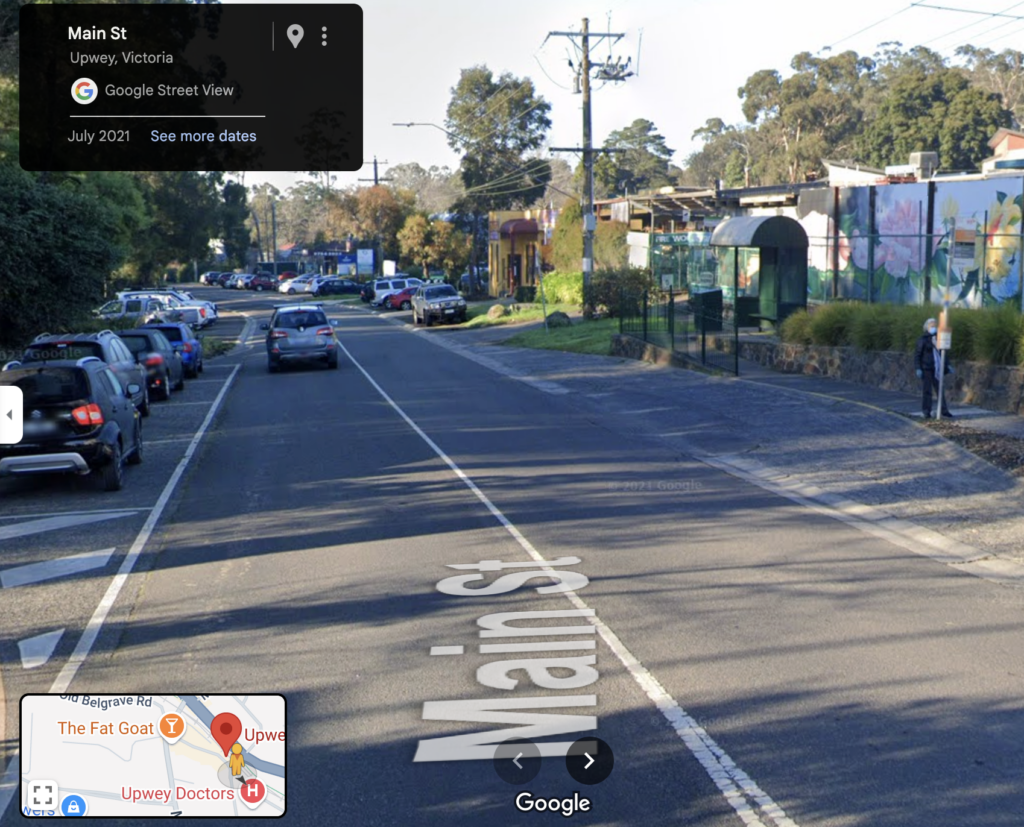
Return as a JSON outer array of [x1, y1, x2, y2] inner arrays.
[[287, 24, 304, 48], [210, 712, 242, 756]]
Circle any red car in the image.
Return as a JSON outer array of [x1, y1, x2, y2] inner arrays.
[[384, 287, 417, 310], [248, 274, 276, 292]]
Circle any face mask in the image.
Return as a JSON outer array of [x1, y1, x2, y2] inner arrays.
[[927, 326, 937, 335]]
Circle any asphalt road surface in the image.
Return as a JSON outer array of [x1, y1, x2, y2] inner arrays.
[[3, 288, 1024, 825]]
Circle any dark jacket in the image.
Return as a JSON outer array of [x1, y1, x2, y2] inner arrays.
[[914, 332, 952, 375]]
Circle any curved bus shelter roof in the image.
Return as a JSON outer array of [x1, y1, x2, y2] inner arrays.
[[710, 215, 808, 248]]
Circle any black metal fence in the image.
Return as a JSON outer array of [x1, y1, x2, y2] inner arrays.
[[619, 289, 739, 376]]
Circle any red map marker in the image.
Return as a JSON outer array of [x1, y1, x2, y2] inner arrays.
[[210, 712, 242, 757]]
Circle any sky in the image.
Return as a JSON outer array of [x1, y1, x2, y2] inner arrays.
[[227, 0, 1024, 193]]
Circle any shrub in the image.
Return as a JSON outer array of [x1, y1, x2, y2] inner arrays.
[[780, 308, 813, 345], [585, 266, 658, 318], [538, 271, 583, 306], [849, 304, 899, 351], [514, 285, 536, 303], [972, 304, 1024, 366], [807, 301, 860, 346]]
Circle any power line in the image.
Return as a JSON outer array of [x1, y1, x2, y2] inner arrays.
[[821, 4, 917, 51], [910, 1, 1024, 19], [921, 0, 1024, 48]]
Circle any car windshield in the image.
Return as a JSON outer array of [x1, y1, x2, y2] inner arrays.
[[24, 342, 103, 361], [426, 286, 459, 299], [118, 335, 153, 355], [1, 368, 90, 404], [276, 311, 327, 329]]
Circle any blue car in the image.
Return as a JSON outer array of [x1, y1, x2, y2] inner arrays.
[[142, 322, 204, 378]]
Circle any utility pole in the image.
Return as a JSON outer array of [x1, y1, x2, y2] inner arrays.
[[359, 157, 394, 276], [271, 200, 278, 276], [545, 18, 631, 316]]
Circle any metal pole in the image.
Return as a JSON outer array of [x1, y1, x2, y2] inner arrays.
[[581, 17, 595, 317], [936, 218, 954, 420], [642, 289, 648, 342], [271, 200, 278, 276]]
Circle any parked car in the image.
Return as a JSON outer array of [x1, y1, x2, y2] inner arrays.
[[314, 278, 361, 297], [370, 277, 423, 307], [117, 291, 218, 323], [117, 328, 184, 400], [360, 282, 376, 303], [119, 289, 196, 304], [95, 297, 174, 323], [216, 272, 235, 287], [412, 284, 468, 325], [261, 305, 340, 372], [141, 322, 204, 378], [0, 359, 143, 491], [234, 274, 256, 289], [248, 274, 277, 292], [16, 331, 150, 416], [279, 275, 317, 295], [199, 271, 220, 285], [175, 305, 213, 330], [276, 271, 299, 283], [384, 287, 418, 310]]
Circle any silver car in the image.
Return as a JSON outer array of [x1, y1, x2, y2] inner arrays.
[[261, 305, 340, 372]]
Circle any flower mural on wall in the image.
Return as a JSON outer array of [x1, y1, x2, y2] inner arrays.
[[933, 181, 1024, 307]]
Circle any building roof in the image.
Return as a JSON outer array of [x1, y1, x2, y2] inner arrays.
[[710, 215, 809, 248]]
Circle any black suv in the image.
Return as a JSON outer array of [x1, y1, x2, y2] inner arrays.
[[0, 358, 144, 491], [19, 331, 150, 417]]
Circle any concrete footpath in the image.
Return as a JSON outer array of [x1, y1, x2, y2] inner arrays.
[[353, 305, 1024, 582]]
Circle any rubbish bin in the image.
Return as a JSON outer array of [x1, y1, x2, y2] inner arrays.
[[690, 288, 723, 333]]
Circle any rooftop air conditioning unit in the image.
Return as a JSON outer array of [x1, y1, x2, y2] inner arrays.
[[909, 151, 938, 180]]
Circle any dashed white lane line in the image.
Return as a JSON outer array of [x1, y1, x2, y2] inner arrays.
[[0, 512, 136, 541], [2, 547, 116, 589], [339, 341, 795, 827], [0, 364, 241, 822]]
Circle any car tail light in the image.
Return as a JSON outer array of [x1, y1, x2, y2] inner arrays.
[[182, 342, 194, 353], [71, 402, 104, 426], [270, 330, 289, 339], [144, 354, 164, 366], [200, 308, 207, 318], [315, 327, 333, 336]]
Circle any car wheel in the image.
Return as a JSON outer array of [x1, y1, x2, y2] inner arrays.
[[139, 387, 151, 418], [101, 442, 124, 492], [425, 312, 433, 327], [288, 288, 296, 295], [174, 370, 185, 391], [256, 285, 264, 292], [412, 311, 420, 325], [328, 355, 339, 369], [127, 421, 143, 465], [158, 371, 172, 400], [268, 360, 280, 373], [401, 300, 412, 310], [198, 359, 204, 374]]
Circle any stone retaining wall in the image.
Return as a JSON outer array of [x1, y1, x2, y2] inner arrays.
[[612, 333, 1024, 415], [724, 337, 1024, 415]]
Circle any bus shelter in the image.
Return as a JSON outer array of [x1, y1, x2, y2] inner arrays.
[[709, 215, 808, 329]]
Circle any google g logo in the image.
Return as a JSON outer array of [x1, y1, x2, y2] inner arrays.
[[71, 78, 97, 105]]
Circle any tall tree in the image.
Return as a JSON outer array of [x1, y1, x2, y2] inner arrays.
[[389, 162, 464, 215], [445, 66, 553, 211], [592, 118, 675, 197], [957, 45, 1024, 129]]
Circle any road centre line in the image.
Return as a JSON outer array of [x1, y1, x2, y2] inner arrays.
[[337, 341, 797, 827], [0, 364, 241, 822]]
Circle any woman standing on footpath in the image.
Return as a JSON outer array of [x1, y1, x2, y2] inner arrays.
[[914, 317, 954, 419]]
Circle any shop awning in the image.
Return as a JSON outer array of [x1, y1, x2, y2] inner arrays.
[[500, 219, 539, 235]]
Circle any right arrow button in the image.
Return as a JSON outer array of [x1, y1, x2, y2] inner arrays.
[[566, 737, 614, 785]]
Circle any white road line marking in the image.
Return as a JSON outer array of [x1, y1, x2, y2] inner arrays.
[[429, 646, 465, 656], [18, 629, 64, 669], [0, 508, 145, 521], [339, 342, 795, 827], [0, 365, 240, 822], [619, 407, 675, 415], [2, 547, 116, 589], [0, 511, 135, 541]]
